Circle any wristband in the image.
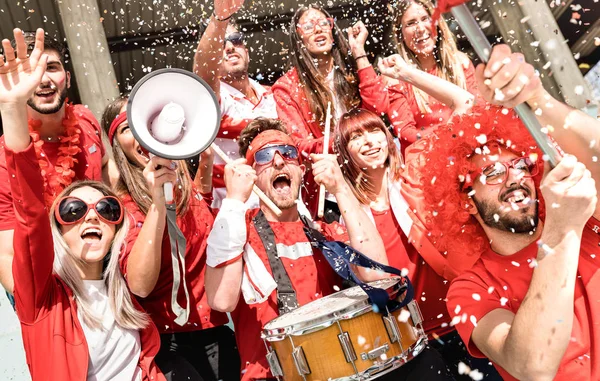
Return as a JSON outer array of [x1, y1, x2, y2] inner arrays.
[[213, 11, 234, 22], [354, 54, 369, 61]]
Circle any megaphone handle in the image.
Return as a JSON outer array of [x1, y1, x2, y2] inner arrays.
[[211, 143, 283, 217], [164, 182, 174, 204]]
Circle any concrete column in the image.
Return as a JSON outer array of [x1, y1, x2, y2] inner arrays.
[[484, 0, 593, 109], [56, 0, 119, 120]]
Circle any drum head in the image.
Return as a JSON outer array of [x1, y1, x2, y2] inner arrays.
[[264, 277, 405, 337]]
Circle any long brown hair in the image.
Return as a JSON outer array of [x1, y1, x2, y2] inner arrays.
[[50, 180, 148, 330], [335, 109, 403, 205], [390, 0, 468, 113], [101, 96, 191, 216], [289, 5, 361, 128]]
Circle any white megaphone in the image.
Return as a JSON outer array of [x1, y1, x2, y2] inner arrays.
[[127, 68, 220, 202]]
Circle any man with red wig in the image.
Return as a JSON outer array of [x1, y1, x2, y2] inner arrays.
[[418, 44, 600, 380]]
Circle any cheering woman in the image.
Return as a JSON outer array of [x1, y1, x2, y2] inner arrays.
[[103, 96, 240, 381], [1, 30, 164, 381]]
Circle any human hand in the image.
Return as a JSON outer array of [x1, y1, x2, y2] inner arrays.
[[378, 54, 410, 82], [0, 28, 47, 110], [540, 154, 597, 230], [475, 44, 545, 108], [347, 21, 369, 57], [213, 0, 244, 21], [224, 158, 256, 203], [311, 153, 347, 195], [143, 156, 178, 205]]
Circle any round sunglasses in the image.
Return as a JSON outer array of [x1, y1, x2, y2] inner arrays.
[[254, 144, 299, 165], [463, 156, 539, 189], [55, 196, 124, 226]]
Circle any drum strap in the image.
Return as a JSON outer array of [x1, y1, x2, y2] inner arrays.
[[300, 215, 414, 315], [253, 210, 300, 315]]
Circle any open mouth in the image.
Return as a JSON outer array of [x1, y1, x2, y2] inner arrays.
[[272, 173, 292, 194], [81, 227, 103, 244], [314, 35, 328, 47], [35, 88, 56, 99], [501, 189, 531, 208], [136, 145, 150, 162], [226, 54, 241, 63], [415, 34, 430, 43], [362, 147, 381, 157]]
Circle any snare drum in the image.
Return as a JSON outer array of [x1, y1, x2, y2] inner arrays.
[[262, 277, 427, 381]]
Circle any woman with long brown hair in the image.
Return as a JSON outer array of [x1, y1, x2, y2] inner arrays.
[[102, 96, 240, 381], [335, 108, 501, 380]]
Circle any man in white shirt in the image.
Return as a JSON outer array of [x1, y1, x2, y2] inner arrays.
[[193, 0, 278, 208]]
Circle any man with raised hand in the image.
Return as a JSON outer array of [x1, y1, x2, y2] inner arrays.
[[418, 44, 600, 380], [0, 28, 109, 296], [193, 0, 278, 209]]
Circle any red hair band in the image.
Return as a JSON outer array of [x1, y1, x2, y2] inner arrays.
[[108, 112, 127, 144]]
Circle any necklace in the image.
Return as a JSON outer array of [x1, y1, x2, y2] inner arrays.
[[28, 103, 82, 208]]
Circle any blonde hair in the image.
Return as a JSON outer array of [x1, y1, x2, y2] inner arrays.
[[50, 180, 149, 330], [390, 0, 468, 113]]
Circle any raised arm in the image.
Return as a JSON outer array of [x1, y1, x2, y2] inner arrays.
[[477, 44, 600, 216], [468, 156, 596, 380], [205, 158, 256, 311], [379, 54, 475, 114], [0, 28, 55, 321], [310, 154, 388, 281], [122, 156, 176, 298], [193, 0, 245, 99]]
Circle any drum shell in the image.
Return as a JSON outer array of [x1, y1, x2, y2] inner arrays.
[[266, 304, 423, 381]]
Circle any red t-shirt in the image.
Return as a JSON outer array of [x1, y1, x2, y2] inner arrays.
[[371, 208, 452, 338], [119, 189, 228, 333], [0, 104, 105, 231], [233, 209, 347, 380], [447, 218, 600, 380]]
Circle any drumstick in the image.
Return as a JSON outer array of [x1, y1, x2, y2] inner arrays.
[[210, 143, 283, 217], [317, 102, 332, 219]]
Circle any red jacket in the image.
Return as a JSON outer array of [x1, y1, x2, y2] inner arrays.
[[273, 65, 416, 216], [8, 142, 165, 381]]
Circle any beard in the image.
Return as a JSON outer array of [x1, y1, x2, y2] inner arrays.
[[474, 196, 539, 233], [27, 85, 68, 115]]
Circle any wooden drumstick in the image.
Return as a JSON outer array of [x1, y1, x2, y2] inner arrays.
[[317, 102, 332, 219], [210, 143, 283, 217]]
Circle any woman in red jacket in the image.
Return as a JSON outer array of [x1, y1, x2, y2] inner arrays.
[[102, 96, 240, 381], [1, 30, 164, 381], [375, 0, 480, 147]]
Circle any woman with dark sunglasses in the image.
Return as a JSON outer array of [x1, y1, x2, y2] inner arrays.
[[102, 96, 240, 381], [0, 32, 164, 381]]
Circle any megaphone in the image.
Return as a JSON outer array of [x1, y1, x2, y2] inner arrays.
[[127, 68, 220, 202]]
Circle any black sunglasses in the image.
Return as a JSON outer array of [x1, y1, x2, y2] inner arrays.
[[224, 32, 245, 46], [55, 196, 124, 225]]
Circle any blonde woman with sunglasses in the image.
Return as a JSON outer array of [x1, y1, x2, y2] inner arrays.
[[0, 29, 164, 381]]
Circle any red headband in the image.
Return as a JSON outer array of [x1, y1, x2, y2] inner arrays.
[[245, 129, 296, 166], [108, 112, 127, 144]]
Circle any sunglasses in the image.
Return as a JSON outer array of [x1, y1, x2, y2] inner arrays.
[[224, 32, 245, 46], [254, 145, 299, 165], [297, 18, 334, 35], [463, 156, 539, 189], [55, 196, 124, 226]]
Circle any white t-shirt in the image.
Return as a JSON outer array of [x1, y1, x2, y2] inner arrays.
[[78, 280, 142, 381]]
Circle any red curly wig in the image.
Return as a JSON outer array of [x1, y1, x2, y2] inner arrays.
[[419, 105, 546, 263]]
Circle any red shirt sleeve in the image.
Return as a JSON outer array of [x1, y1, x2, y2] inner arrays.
[[272, 73, 324, 156], [119, 201, 145, 278], [74, 104, 105, 159], [321, 221, 350, 243], [0, 146, 15, 231], [6, 142, 55, 323], [446, 269, 511, 358]]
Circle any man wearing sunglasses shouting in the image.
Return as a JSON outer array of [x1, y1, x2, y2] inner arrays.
[[194, 0, 278, 210], [416, 45, 600, 380], [203, 117, 389, 380]]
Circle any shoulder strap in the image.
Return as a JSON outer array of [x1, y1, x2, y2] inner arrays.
[[252, 210, 299, 315], [299, 215, 414, 315]]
